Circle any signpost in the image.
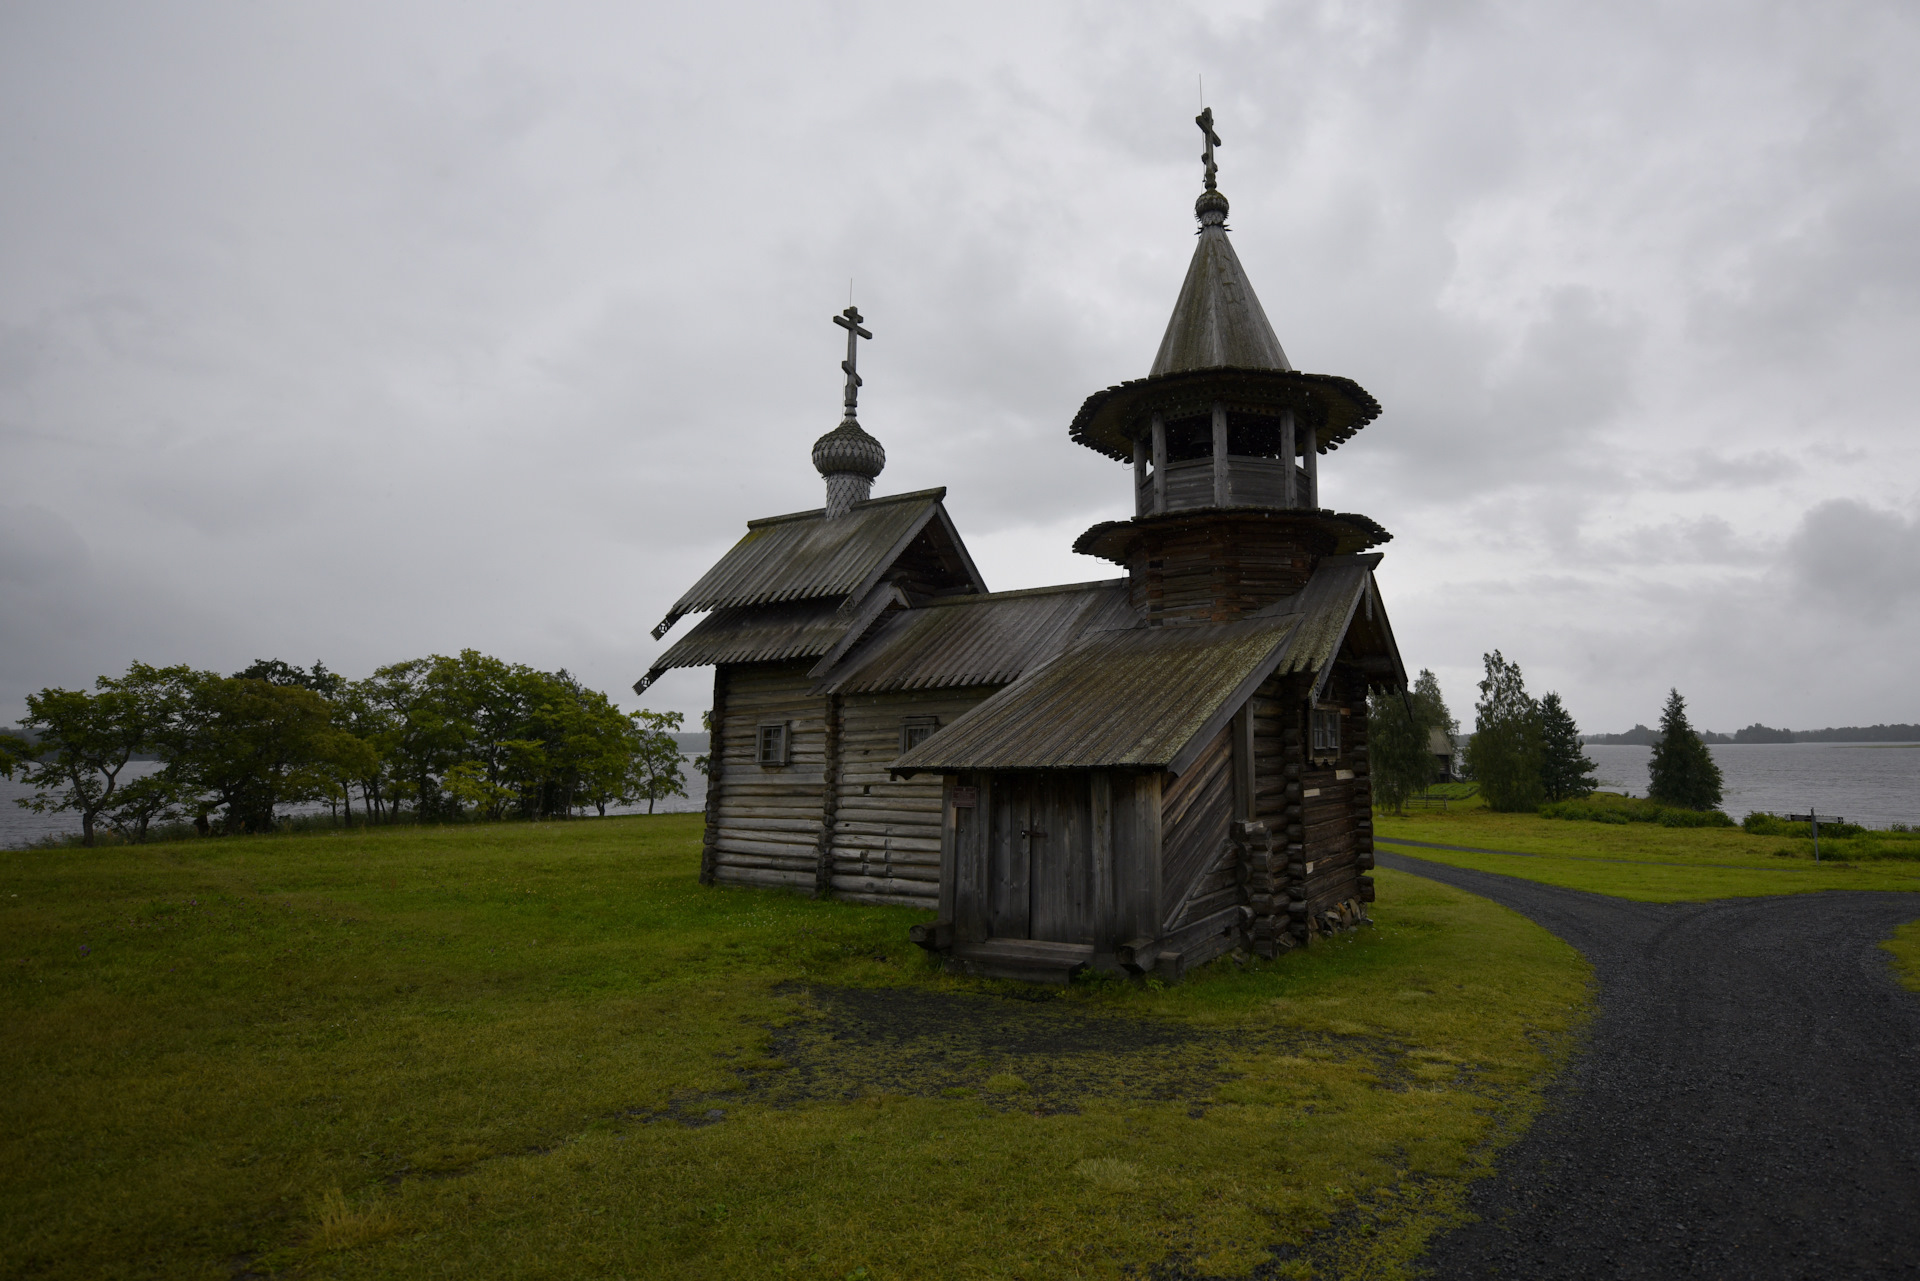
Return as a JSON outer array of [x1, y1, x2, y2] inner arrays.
[[1787, 812, 1843, 862]]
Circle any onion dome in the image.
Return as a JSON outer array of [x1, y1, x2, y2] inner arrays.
[[812, 418, 886, 480]]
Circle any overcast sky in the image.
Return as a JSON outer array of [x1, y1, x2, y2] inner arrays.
[[4, 0, 1918, 736]]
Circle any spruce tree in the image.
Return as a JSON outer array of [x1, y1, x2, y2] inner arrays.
[[1537, 692, 1597, 802], [1647, 688, 1725, 810], [1464, 651, 1544, 812]]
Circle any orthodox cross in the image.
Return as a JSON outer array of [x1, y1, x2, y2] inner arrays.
[[833, 305, 872, 417], [1196, 107, 1221, 190]]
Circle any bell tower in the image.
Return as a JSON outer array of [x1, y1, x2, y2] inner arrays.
[[1070, 107, 1390, 624]]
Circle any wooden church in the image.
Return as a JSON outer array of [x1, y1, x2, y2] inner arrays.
[[637, 110, 1406, 984]]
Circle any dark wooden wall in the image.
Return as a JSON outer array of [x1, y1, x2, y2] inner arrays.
[[941, 769, 1162, 956], [827, 687, 996, 906], [1125, 517, 1334, 624], [1246, 663, 1373, 942], [705, 661, 997, 901]]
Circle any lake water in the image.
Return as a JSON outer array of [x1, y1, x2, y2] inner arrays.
[[1585, 742, 1920, 828], [0, 759, 711, 848], [7, 742, 1916, 847]]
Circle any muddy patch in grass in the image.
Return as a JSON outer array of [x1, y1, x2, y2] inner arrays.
[[700, 984, 1411, 1115]]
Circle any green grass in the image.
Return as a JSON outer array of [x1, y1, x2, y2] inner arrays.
[[1375, 806, 1920, 901], [2, 817, 1590, 1280], [1887, 920, 1920, 993]]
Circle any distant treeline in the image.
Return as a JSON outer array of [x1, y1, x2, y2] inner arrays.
[[1585, 722, 1920, 745], [2, 653, 690, 847]]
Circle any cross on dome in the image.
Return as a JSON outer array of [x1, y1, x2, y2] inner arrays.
[[813, 304, 886, 517], [1196, 107, 1221, 191], [834, 306, 872, 418]]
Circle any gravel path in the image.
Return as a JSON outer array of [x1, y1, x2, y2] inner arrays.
[[1379, 851, 1920, 1280]]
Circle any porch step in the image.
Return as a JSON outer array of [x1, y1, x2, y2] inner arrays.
[[948, 938, 1096, 986]]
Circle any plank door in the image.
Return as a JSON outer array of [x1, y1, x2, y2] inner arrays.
[[987, 773, 1093, 943]]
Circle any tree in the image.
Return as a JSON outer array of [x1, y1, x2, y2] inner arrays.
[[12, 663, 190, 846], [628, 710, 687, 815], [0, 729, 36, 779], [1365, 691, 1427, 815], [1648, 688, 1724, 810], [1537, 692, 1597, 802], [101, 771, 190, 844], [167, 672, 341, 833], [1465, 650, 1544, 812], [693, 709, 715, 778]]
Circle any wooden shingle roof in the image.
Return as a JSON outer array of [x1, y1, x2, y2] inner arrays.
[[649, 488, 984, 640], [813, 580, 1135, 695], [891, 554, 1401, 777]]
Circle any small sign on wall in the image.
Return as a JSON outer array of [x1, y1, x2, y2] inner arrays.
[[951, 786, 979, 809]]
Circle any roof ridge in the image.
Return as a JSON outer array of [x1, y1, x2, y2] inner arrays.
[[914, 578, 1126, 607], [744, 486, 948, 529]]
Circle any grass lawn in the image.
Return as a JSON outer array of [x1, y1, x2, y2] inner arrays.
[[1888, 920, 1920, 993], [1375, 806, 1920, 902], [2, 816, 1589, 1280]]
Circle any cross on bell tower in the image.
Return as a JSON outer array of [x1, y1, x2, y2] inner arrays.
[[1197, 106, 1221, 191], [813, 304, 886, 518]]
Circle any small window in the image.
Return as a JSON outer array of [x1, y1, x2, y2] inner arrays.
[[1311, 707, 1341, 757], [900, 716, 939, 753], [756, 722, 790, 767]]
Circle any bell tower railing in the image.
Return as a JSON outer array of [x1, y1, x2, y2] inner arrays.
[[1129, 404, 1320, 516]]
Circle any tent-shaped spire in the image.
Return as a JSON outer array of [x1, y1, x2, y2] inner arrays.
[[1148, 110, 1291, 376]]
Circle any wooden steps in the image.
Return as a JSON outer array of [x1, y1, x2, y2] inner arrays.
[[947, 939, 1095, 985]]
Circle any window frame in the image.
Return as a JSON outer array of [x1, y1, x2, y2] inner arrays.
[[899, 715, 940, 754], [755, 721, 791, 768], [1310, 705, 1342, 758]]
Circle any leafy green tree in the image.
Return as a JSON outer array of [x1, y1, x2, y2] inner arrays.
[[1537, 692, 1597, 802], [628, 710, 688, 815], [442, 759, 518, 818], [1465, 650, 1544, 812], [1369, 669, 1459, 813], [364, 657, 466, 821], [13, 663, 191, 846], [101, 771, 189, 844], [693, 709, 715, 778], [1648, 688, 1724, 810], [0, 728, 36, 778], [168, 672, 341, 833]]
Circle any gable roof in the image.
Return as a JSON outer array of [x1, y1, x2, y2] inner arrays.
[[890, 616, 1297, 775], [892, 553, 1404, 777], [814, 580, 1135, 694], [633, 598, 851, 693], [1257, 553, 1402, 697], [650, 488, 985, 640]]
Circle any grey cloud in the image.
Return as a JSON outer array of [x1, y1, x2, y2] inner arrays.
[[3, 0, 1919, 733], [1783, 499, 1920, 620]]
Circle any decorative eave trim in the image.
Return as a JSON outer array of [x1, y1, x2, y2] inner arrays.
[[1072, 507, 1392, 565], [1068, 367, 1382, 463]]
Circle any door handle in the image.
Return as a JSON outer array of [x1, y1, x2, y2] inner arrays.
[[1021, 827, 1046, 839]]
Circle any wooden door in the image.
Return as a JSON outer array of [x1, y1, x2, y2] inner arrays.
[[987, 773, 1092, 943]]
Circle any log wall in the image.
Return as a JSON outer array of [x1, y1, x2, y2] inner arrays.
[[706, 660, 999, 902], [1125, 516, 1335, 625], [1243, 663, 1373, 953], [709, 660, 831, 892], [829, 686, 998, 906]]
